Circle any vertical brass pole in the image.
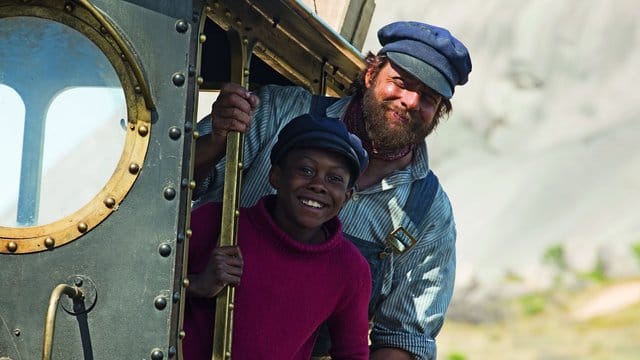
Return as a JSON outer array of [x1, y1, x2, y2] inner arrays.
[[211, 28, 253, 360]]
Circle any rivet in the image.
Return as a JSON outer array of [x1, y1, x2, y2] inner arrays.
[[243, 69, 250, 77], [184, 122, 193, 133], [199, 34, 207, 43], [186, 229, 192, 238], [129, 163, 140, 174], [193, 131, 199, 140], [154, 296, 168, 310], [74, 278, 83, 287], [242, 37, 248, 45], [150, 349, 164, 360], [120, 53, 127, 61], [138, 125, 149, 137], [177, 233, 185, 243], [225, 11, 231, 17], [189, 180, 196, 190], [159, 243, 172, 257], [44, 237, 55, 249], [182, 278, 190, 288], [181, 179, 189, 188], [77, 222, 88, 233], [172, 291, 181, 303], [235, 210, 240, 218], [164, 187, 176, 200], [168, 127, 181, 140], [13, 329, 20, 337], [7, 241, 17, 252], [104, 197, 116, 208], [238, 162, 244, 170], [172, 73, 185, 87], [100, 26, 108, 34], [188, 65, 196, 77], [235, 18, 242, 26], [179, 330, 186, 339], [64, 3, 73, 12], [196, 76, 204, 85], [175, 20, 188, 33], [168, 346, 177, 357], [134, 85, 142, 93]]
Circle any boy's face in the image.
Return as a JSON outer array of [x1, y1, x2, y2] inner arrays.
[[269, 147, 353, 236]]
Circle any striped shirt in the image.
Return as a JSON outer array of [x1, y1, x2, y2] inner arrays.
[[194, 85, 456, 360]]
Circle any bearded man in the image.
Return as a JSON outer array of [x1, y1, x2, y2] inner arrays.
[[191, 21, 472, 360]]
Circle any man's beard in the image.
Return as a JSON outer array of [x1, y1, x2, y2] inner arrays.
[[361, 88, 433, 153]]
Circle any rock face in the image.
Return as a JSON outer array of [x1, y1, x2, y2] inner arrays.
[[363, 1, 640, 294]]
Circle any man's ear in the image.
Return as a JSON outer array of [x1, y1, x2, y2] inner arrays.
[[268, 166, 280, 190], [364, 65, 376, 88]]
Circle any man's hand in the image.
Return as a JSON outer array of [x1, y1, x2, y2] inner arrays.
[[370, 347, 415, 360], [193, 83, 259, 183], [187, 245, 243, 298], [210, 83, 260, 138]]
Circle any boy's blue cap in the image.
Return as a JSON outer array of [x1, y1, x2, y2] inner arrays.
[[378, 21, 472, 98], [270, 114, 369, 184]]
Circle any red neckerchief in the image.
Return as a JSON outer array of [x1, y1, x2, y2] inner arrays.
[[343, 96, 414, 161]]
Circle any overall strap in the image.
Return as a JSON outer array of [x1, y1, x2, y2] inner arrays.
[[405, 170, 439, 225], [309, 94, 340, 116]]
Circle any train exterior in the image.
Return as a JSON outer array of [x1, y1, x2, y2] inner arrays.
[[0, 0, 373, 358]]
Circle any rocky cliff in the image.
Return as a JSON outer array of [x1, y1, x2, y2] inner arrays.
[[363, 0, 640, 294]]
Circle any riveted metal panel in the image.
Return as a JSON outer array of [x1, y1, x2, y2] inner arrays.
[[0, 0, 203, 358]]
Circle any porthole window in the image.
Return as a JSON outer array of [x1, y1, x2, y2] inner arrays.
[[0, 1, 152, 253]]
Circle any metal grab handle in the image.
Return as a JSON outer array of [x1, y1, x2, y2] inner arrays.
[[211, 28, 254, 360], [42, 284, 83, 360]]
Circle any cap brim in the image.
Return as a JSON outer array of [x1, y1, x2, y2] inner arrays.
[[387, 52, 453, 98]]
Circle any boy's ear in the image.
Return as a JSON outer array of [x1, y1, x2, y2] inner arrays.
[[343, 187, 354, 203], [268, 166, 280, 189]]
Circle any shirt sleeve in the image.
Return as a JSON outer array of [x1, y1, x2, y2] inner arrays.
[[369, 189, 457, 360]]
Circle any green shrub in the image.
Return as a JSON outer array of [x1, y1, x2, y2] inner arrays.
[[446, 352, 468, 360], [631, 243, 640, 266], [519, 293, 547, 315], [543, 244, 567, 270]]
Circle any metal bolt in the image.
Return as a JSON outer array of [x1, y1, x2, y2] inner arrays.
[[175, 20, 188, 33], [172, 73, 185, 87], [159, 243, 172, 257], [168, 127, 181, 140], [164, 187, 176, 201]]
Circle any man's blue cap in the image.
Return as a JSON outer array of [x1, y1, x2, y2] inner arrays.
[[378, 21, 472, 99], [270, 114, 369, 185]]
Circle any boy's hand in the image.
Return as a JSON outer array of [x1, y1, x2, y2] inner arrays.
[[188, 245, 243, 298]]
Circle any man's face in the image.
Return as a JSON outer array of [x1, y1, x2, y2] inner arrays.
[[269, 148, 353, 241], [362, 61, 443, 152]]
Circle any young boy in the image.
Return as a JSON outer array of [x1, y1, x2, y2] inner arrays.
[[183, 114, 371, 360]]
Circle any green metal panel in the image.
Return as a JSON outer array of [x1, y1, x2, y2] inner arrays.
[[0, 0, 203, 358]]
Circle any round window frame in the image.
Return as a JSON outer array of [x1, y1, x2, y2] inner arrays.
[[0, 0, 153, 254]]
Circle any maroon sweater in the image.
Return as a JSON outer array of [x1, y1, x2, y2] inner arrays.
[[183, 196, 371, 360]]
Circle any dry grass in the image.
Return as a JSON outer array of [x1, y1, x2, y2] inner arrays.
[[438, 280, 640, 360]]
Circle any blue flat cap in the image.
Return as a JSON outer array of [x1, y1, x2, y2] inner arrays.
[[378, 21, 472, 98], [270, 114, 369, 185]]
